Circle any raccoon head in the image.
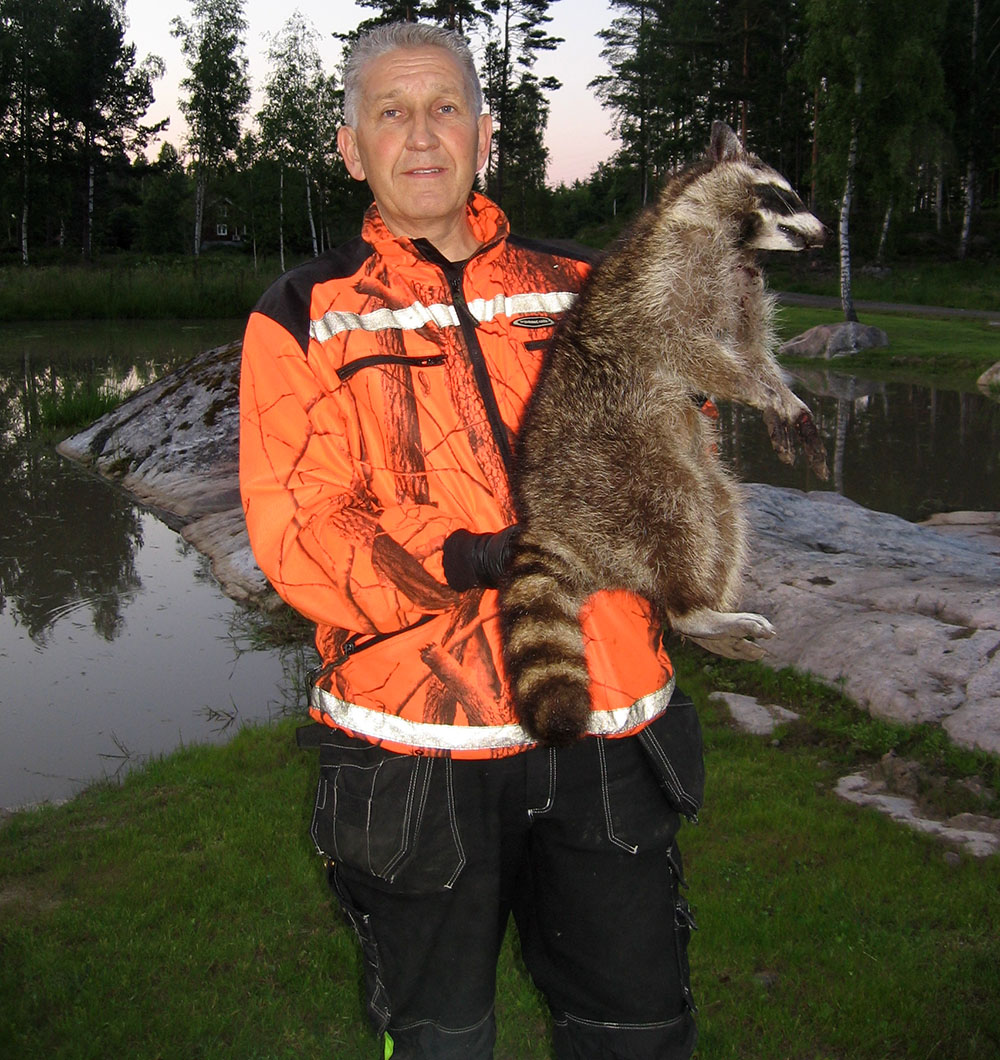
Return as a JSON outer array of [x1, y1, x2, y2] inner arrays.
[[708, 121, 825, 253]]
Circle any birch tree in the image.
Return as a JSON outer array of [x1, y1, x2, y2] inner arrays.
[[258, 12, 325, 270], [171, 0, 249, 257]]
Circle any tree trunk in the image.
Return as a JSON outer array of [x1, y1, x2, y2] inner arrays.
[[958, 156, 975, 260], [19, 89, 29, 267], [875, 199, 892, 264], [839, 76, 861, 323], [839, 129, 859, 322], [278, 165, 286, 274], [85, 147, 95, 261], [935, 169, 944, 233], [193, 169, 206, 258], [305, 163, 318, 257], [958, 0, 979, 260]]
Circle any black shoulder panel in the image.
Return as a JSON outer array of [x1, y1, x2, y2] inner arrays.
[[506, 233, 604, 267], [251, 237, 374, 353]]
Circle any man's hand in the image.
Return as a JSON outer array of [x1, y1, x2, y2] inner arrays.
[[442, 526, 518, 591]]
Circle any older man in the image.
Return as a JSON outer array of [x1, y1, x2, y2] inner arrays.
[[240, 20, 701, 1060]]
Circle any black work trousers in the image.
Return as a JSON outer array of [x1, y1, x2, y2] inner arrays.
[[309, 689, 703, 1060]]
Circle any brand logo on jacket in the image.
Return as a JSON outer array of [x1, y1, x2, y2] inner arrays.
[[511, 315, 556, 329]]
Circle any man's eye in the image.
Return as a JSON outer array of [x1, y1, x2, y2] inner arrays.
[[382, 108, 400, 119], [439, 104, 456, 114]]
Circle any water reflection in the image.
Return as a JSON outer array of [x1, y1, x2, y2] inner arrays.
[[1, 319, 997, 809], [0, 320, 314, 812], [718, 368, 1000, 520]]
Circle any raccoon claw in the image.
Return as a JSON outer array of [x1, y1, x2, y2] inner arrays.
[[762, 407, 796, 466], [794, 411, 829, 480], [669, 608, 775, 660], [762, 408, 829, 480]]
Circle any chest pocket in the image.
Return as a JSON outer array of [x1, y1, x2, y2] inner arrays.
[[337, 352, 447, 383], [509, 313, 560, 352]]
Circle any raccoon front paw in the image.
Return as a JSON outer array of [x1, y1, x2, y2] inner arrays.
[[762, 407, 829, 480]]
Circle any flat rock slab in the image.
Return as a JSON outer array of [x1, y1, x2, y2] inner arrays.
[[742, 485, 1000, 755], [57, 340, 276, 606], [57, 344, 1000, 755], [709, 691, 800, 735]]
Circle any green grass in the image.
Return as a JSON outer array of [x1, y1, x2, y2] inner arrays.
[[0, 256, 285, 323], [36, 380, 127, 431], [3, 648, 999, 1060], [767, 255, 1000, 313], [775, 304, 1000, 390]]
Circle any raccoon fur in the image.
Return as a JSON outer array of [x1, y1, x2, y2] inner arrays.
[[500, 121, 828, 747]]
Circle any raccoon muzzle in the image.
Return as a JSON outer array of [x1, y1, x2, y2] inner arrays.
[[499, 535, 592, 746]]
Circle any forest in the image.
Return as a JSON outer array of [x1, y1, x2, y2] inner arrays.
[[1, 0, 998, 271]]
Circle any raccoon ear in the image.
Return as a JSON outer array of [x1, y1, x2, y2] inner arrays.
[[709, 121, 745, 163]]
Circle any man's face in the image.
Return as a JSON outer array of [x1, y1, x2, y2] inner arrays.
[[337, 46, 492, 254]]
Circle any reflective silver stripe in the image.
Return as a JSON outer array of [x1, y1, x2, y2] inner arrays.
[[310, 290, 577, 343], [309, 674, 676, 752]]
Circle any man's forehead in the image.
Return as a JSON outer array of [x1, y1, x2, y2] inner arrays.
[[361, 46, 468, 101]]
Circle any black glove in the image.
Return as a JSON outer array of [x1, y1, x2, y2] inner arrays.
[[442, 525, 518, 591]]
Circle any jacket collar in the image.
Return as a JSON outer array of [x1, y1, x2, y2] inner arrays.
[[361, 192, 510, 267]]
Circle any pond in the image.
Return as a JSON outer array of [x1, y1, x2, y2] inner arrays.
[[0, 320, 313, 812], [1, 318, 998, 812]]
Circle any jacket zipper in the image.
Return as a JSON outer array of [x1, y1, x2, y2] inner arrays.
[[308, 613, 437, 686], [413, 238, 515, 476], [338, 352, 446, 383]]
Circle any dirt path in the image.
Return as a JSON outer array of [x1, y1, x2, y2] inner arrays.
[[777, 291, 1000, 323]]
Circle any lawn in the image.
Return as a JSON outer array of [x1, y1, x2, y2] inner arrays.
[[3, 645, 998, 1060]]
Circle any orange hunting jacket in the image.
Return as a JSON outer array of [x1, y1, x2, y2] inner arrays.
[[239, 193, 675, 758]]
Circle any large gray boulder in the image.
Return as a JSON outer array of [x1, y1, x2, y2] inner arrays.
[[978, 361, 1000, 397], [58, 344, 1000, 752], [779, 320, 890, 359]]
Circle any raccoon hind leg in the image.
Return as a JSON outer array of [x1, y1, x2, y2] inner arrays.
[[644, 447, 747, 616], [499, 532, 593, 746]]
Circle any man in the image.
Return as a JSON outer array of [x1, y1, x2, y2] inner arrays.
[[240, 21, 701, 1060]]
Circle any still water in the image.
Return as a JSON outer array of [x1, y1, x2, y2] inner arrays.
[[0, 320, 312, 812], [1, 319, 998, 811]]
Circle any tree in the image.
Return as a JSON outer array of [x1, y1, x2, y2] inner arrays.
[[482, 0, 561, 211], [945, 0, 1000, 258], [258, 12, 325, 270], [55, 0, 163, 259], [0, 0, 62, 263], [171, 0, 250, 257], [803, 0, 947, 319]]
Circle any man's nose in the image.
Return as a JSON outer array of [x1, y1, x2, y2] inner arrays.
[[407, 111, 439, 151]]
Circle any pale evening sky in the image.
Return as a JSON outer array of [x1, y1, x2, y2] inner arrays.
[[124, 0, 620, 186]]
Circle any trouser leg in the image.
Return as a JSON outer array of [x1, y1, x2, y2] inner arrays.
[[312, 734, 532, 1059], [514, 732, 698, 1060]]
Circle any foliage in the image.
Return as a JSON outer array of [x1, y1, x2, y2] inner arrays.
[[481, 0, 562, 230], [0, 0, 163, 264], [2, 0, 999, 265]]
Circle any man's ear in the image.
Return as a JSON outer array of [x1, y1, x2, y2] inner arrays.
[[337, 126, 366, 181], [476, 112, 492, 173]]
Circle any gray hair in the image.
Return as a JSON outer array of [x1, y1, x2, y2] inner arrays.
[[342, 22, 483, 128]]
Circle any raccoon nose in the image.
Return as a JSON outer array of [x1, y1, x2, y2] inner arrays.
[[779, 222, 825, 249]]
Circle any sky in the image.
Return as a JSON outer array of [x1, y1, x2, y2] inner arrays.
[[125, 0, 619, 187]]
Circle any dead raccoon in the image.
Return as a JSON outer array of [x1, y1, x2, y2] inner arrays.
[[500, 121, 828, 747]]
